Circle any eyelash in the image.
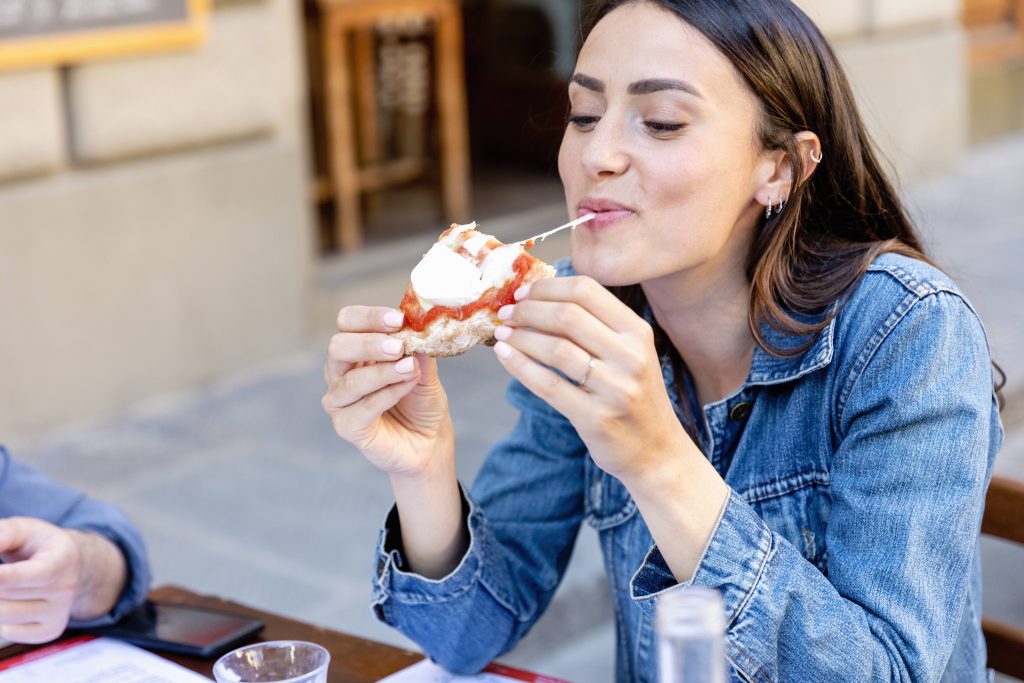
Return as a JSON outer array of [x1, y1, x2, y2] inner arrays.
[[566, 115, 686, 136]]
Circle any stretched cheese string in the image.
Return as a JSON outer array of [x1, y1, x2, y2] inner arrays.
[[516, 213, 597, 246]]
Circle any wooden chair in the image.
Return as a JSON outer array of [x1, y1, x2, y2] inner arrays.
[[981, 475, 1024, 679], [315, 0, 471, 251]]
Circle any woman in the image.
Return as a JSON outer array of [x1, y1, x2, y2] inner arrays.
[[322, 1, 1003, 680]]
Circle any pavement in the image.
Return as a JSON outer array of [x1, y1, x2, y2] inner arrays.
[[10, 131, 1024, 683]]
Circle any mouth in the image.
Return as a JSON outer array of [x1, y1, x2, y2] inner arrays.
[[577, 198, 635, 229]]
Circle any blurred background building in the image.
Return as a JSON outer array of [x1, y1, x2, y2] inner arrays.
[[0, 0, 1021, 438]]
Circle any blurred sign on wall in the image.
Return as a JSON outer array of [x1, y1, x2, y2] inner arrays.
[[0, 0, 208, 70]]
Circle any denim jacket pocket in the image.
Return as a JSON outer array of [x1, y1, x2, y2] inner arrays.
[[584, 457, 638, 530], [738, 470, 831, 572]]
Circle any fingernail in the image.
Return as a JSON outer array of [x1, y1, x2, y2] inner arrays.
[[494, 325, 512, 341], [498, 305, 514, 321], [383, 310, 404, 328], [382, 337, 404, 356], [494, 341, 513, 359], [514, 284, 532, 301], [396, 356, 416, 374]]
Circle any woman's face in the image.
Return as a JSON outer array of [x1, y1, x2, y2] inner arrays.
[[558, 2, 770, 287]]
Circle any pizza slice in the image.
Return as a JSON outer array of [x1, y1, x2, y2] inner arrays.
[[392, 222, 555, 357]]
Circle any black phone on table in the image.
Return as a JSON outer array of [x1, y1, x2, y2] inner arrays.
[[81, 600, 264, 659]]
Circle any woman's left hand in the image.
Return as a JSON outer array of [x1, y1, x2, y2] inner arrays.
[[493, 275, 688, 484]]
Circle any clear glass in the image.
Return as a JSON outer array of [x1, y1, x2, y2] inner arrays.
[[213, 640, 330, 683], [656, 586, 727, 683]]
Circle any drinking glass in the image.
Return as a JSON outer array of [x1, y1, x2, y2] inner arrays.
[[656, 586, 727, 683], [213, 640, 330, 683]]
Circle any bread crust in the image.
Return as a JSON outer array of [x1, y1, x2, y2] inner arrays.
[[395, 259, 555, 357]]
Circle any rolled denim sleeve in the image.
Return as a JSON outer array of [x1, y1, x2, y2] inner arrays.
[[370, 379, 589, 675], [0, 447, 152, 626], [630, 291, 999, 682]]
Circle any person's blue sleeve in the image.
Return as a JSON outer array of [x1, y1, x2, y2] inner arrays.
[[0, 447, 152, 626], [630, 291, 1000, 681], [370, 379, 588, 674]]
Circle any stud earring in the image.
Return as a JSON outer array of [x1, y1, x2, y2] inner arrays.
[[810, 149, 823, 164]]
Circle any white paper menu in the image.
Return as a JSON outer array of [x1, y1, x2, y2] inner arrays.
[[377, 658, 572, 683], [0, 636, 211, 682]]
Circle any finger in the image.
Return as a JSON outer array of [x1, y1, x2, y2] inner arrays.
[[0, 586, 67, 601], [497, 300, 621, 361], [493, 341, 585, 420], [322, 357, 418, 411], [336, 306, 404, 334], [0, 558, 58, 590], [494, 326, 610, 393], [330, 376, 423, 447], [518, 276, 640, 333], [0, 598, 58, 625], [324, 332, 406, 384], [0, 619, 68, 645]]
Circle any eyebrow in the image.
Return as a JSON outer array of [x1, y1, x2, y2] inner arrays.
[[570, 74, 703, 100]]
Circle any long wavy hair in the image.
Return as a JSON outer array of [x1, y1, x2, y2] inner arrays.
[[581, 0, 1005, 407]]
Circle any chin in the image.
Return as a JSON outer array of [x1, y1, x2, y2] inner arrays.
[[569, 247, 644, 288]]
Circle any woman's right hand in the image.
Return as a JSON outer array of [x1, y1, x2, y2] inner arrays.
[[322, 306, 454, 478]]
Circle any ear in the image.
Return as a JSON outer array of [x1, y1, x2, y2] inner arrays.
[[754, 131, 823, 210], [793, 131, 823, 186]]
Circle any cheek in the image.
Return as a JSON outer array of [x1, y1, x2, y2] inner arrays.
[[557, 136, 576, 188]]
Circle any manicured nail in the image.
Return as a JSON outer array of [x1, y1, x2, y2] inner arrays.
[[494, 341, 513, 359], [493, 326, 512, 341], [382, 337, 403, 356], [395, 356, 416, 374], [514, 284, 532, 301], [498, 305, 514, 321], [383, 310, 404, 328]]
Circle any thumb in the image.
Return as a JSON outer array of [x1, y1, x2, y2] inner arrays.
[[413, 353, 441, 388], [0, 518, 33, 555]]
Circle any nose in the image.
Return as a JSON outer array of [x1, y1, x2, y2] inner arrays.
[[580, 117, 630, 179]]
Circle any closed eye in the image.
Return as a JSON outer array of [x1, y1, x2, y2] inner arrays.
[[644, 121, 686, 135], [567, 115, 600, 131]]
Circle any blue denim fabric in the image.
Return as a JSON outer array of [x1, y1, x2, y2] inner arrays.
[[0, 446, 152, 627], [371, 253, 1003, 683]]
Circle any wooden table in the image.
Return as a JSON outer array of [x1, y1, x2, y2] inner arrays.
[[0, 585, 425, 683], [151, 585, 424, 682]]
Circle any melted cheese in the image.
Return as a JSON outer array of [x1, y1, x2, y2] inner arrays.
[[410, 226, 521, 310]]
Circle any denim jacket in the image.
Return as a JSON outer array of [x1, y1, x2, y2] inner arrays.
[[371, 253, 1003, 683]]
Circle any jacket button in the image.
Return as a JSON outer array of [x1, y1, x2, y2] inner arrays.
[[729, 401, 752, 422]]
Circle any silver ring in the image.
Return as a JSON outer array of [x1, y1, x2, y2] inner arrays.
[[578, 357, 596, 389]]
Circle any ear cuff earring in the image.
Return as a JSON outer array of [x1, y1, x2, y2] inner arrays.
[[810, 149, 824, 164]]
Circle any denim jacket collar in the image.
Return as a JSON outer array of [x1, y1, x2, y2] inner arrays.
[[747, 311, 837, 386]]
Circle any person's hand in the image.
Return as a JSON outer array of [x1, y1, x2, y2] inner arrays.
[[322, 306, 454, 478], [492, 276, 688, 485], [0, 517, 113, 644]]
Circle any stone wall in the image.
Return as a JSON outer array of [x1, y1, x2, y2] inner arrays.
[[796, 0, 968, 184], [0, 0, 313, 438]]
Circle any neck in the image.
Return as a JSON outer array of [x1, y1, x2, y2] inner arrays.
[[642, 266, 755, 407]]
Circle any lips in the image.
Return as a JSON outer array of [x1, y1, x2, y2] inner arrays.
[[577, 198, 635, 229]]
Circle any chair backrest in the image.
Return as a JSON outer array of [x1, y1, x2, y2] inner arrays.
[[981, 475, 1024, 679]]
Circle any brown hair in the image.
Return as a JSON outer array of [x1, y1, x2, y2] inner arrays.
[[581, 0, 1005, 407]]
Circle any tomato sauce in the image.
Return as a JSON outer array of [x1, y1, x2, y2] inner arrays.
[[401, 253, 534, 332]]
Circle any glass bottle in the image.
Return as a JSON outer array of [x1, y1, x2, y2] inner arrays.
[[656, 586, 727, 683]]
